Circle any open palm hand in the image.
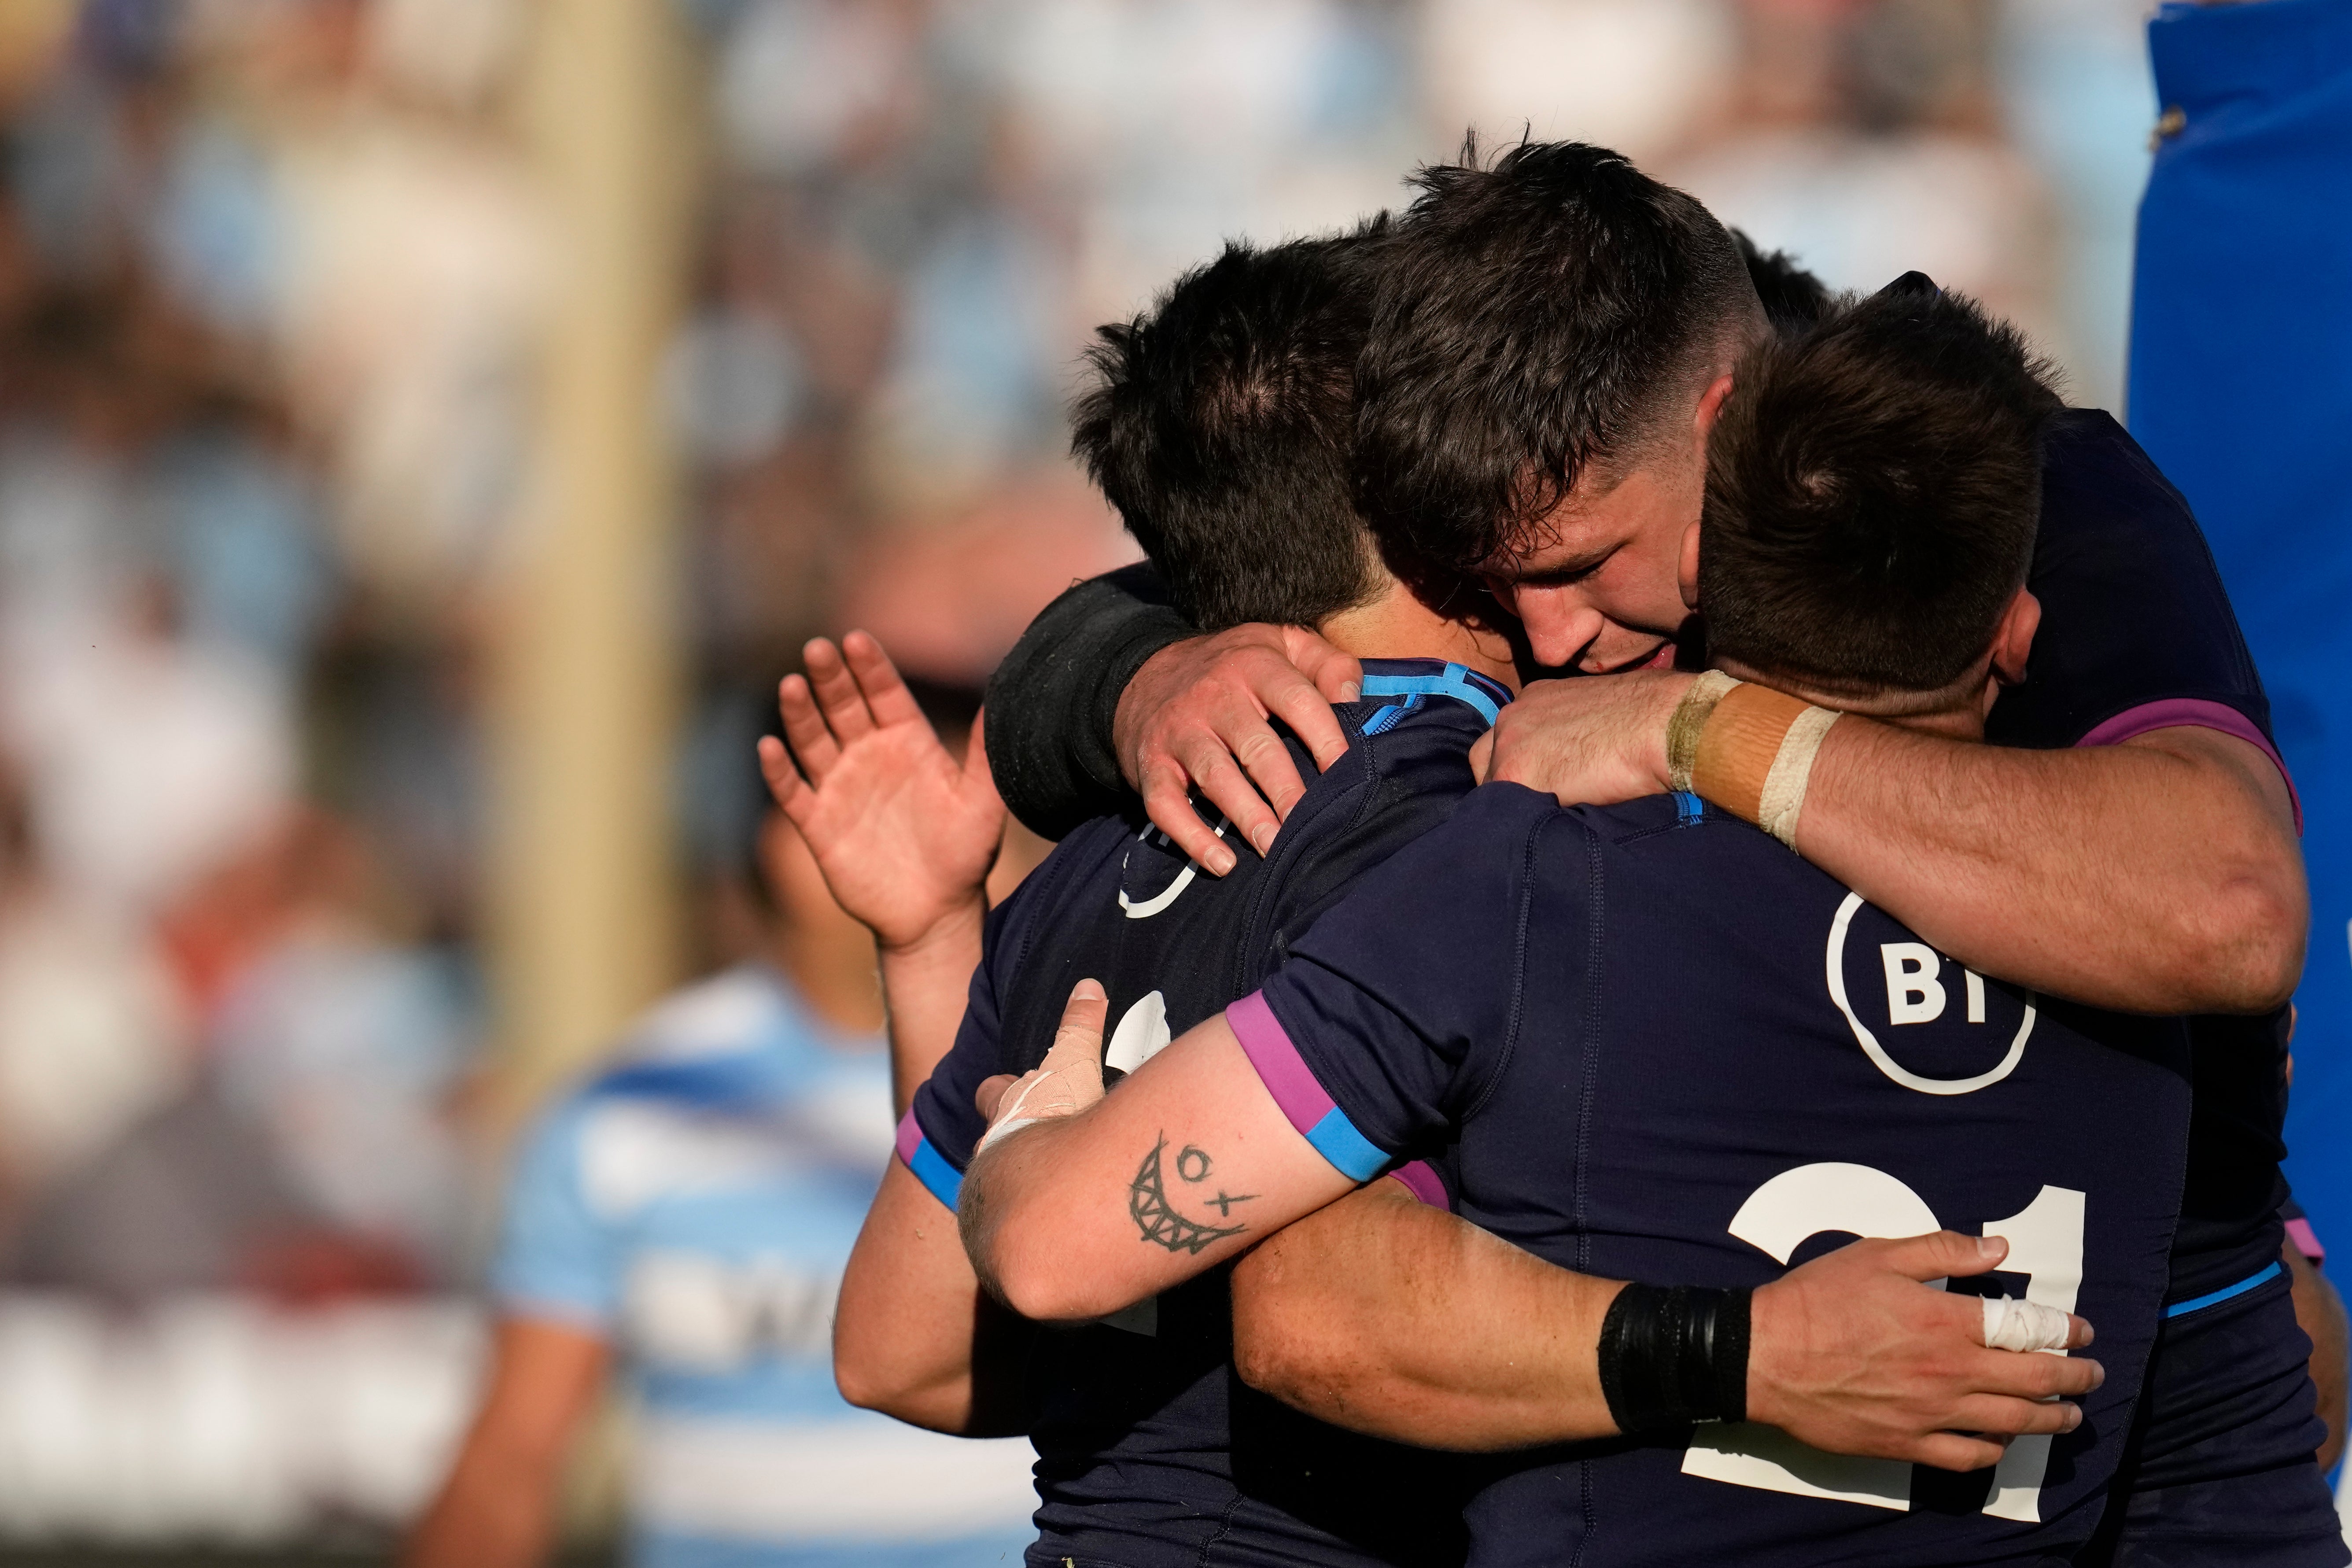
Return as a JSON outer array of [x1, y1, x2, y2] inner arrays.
[[757, 631, 1006, 952]]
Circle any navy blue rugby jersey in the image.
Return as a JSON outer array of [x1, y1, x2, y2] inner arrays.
[[903, 658, 1509, 1568], [1238, 782, 2193, 1568], [1990, 407, 2294, 1309]]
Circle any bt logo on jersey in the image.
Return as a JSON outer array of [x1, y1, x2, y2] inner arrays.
[[1879, 941, 1992, 1025], [1829, 893, 2036, 1096]]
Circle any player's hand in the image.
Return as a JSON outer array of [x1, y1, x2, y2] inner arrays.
[[757, 632, 1005, 954], [975, 980, 1109, 1149], [1745, 1231, 2101, 1473], [1470, 670, 1692, 803], [1115, 626, 1362, 875]]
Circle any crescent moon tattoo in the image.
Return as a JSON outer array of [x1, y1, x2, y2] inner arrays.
[[1130, 1137, 1250, 1254]]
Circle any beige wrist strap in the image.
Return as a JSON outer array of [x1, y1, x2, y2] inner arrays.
[[1757, 705, 1840, 849], [1665, 671, 1741, 793], [1689, 683, 1840, 848]]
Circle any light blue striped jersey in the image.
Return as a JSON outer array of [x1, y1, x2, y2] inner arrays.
[[493, 963, 1035, 1568]]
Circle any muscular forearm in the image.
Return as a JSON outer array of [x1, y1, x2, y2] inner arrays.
[[877, 911, 984, 1118], [984, 563, 1188, 839], [836, 1159, 1034, 1435], [1230, 1181, 1622, 1450], [1798, 722, 2304, 1014]]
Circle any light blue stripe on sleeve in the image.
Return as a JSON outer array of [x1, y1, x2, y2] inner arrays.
[[904, 1134, 965, 1212], [1304, 1107, 1390, 1182]]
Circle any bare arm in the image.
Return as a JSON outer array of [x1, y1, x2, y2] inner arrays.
[[1479, 672, 2306, 1015], [760, 633, 1007, 1110], [1228, 1180, 1620, 1449], [1228, 1181, 2096, 1471], [1797, 720, 2304, 1015], [834, 1157, 1035, 1435], [758, 632, 1042, 1427], [963, 992, 1354, 1323], [402, 1318, 610, 1568]]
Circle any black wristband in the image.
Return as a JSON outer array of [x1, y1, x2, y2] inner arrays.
[[1596, 1283, 1752, 1435], [983, 563, 1191, 839]]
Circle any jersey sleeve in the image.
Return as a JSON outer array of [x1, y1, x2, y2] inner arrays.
[[1235, 785, 1561, 1178], [487, 1096, 621, 1330], [1989, 410, 2296, 820], [982, 562, 1192, 840]]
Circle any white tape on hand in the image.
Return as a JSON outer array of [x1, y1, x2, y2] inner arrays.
[[974, 1115, 1042, 1156], [1982, 1295, 2072, 1354], [974, 1070, 1066, 1155]]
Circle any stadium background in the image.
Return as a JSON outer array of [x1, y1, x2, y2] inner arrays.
[[0, 0, 2330, 1561]]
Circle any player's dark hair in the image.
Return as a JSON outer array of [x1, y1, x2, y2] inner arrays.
[[1733, 231, 1832, 339], [1070, 227, 1387, 631], [1353, 138, 1764, 575], [1699, 279, 2061, 695]]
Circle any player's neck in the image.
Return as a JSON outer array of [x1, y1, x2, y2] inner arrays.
[[1318, 583, 1520, 691], [1716, 659, 1990, 743]]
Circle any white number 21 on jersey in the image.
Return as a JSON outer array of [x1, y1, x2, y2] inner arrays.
[[1681, 1162, 2085, 1523]]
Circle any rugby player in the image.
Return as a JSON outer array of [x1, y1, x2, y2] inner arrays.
[[978, 142, 2331, 1563], [767, 232, 2089, 1567], [961, 282, 2197, 1565]]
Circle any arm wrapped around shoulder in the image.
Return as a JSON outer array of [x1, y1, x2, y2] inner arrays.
[[984, 564, 1190, 839]]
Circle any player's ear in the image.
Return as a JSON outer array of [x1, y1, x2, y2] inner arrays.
[[1989, 587, 2040, 687], [1677, 520, 1701, 612], [1692, 371, 1735, 441]]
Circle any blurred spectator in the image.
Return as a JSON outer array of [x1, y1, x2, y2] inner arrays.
[[407, 750, 1034, 1568], [0, 1293, 483, 1542], [8, 808, 476, 1300], [0, 760, 189, 1229], [1672, 0, 2061, 358]]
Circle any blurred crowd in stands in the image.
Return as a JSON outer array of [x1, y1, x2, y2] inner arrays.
[[0, 0, 2160, 1549]]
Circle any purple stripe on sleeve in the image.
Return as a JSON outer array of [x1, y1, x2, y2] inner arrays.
[[895, 1107, 924, 1167], [2076, 697, 2300, 832], [1387, 1160, 1451, 1210], [1227, 990, 1340, 1138], [2287, 1216, 2325, 1266]]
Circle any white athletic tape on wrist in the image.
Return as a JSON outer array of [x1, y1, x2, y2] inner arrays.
[[1982, 1295, 2072, 1354], [1757, 705, 1841, 849], [1666, 671, 1742, 794]]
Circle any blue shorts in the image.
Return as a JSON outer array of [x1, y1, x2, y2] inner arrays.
[[2082, 1267, 2345, 1567]]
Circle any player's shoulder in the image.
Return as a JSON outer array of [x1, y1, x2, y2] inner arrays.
[[1277, 660, 1510, 838], [1321, 779, 1583, 906], [1570, 790, 1835, 892], [993, 812, 1136, 920], [2039, 406, 2204, 539]]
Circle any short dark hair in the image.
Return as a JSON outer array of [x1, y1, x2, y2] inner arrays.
[[1699, 280, 2061, 695], [1070, 228, 1387, 631], [1733, 231, 1832, 339], [1353, 139, 1762, 574]]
